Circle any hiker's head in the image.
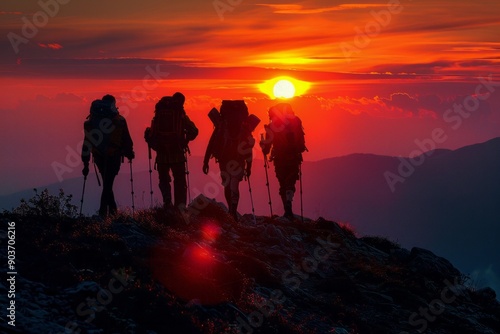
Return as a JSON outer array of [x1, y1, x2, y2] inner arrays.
[[102, 94, 116, 104], [173, 92, 185, 106], [269, 103, 294, 120], [102, 94, 118, 114]]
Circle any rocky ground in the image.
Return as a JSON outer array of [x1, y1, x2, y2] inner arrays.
[[1, 192, 499, 334]]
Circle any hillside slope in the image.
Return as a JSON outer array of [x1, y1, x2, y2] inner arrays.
[[1, 195, 499, 334]]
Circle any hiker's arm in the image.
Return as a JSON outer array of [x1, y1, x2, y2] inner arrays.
[[297, 118, 306, 153], [203, 131, 217, 174], [81, 121, 92, 164], [245, 159, 252, 178], [245, 153, 253, 177], [184, 115, 199, 143], [260, 125, 272, 155], [245, 136, 254, 177], [81, 121, 91, 176], [122, 119, 135, 160]]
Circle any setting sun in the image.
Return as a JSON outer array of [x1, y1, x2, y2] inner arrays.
[[258, 76, 311, 99], [273, 79, 296, 98]]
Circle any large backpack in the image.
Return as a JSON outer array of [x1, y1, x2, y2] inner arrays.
[[84, 99, 124, 157], [267, 104, 306, 157], [146, 96, 187, 152], [208, 100, 258, 161]]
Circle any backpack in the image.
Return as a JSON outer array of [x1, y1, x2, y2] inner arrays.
[[84, 99, 124, 157], [288, 116, 306, 153], [269, 113, 306, 157], [208, 100, 259, 161], [146, 96, 193, 152]]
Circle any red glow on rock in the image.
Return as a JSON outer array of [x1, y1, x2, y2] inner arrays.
[[151, 242, 244, 305], [201, 220, 221, 243], [185, 243, 216, 265]]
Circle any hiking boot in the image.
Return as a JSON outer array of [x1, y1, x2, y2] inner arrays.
[[109, 207, 117, 216], [98, 207, 107, 217], [284, 200, 294, 220], [229, 204, 238, 221]]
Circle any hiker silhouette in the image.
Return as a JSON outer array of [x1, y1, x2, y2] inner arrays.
[[81, 94, 135, 217], [260, 103, 306, 219], [145, 92, 198, 210], [203, 100, 260, 220]]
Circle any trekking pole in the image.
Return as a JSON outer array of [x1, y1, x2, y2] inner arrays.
[[260, 134, 273, 217], [129, 159, 135, 216], [299, 163, 304, 223], [79, 175, 87, 216], [246, 174, 257, 224], [148, 146, 154, 207], [185, 145, 191, 204]]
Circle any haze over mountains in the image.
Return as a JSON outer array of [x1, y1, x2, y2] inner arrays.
[[2, 137, 499, 293]]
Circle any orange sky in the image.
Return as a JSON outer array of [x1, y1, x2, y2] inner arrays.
[[1, 0, 500, 193]]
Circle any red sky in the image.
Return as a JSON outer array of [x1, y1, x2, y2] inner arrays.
[[1, 0, 500, 194]]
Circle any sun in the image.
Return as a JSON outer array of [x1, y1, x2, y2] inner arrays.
[[258, 76, 311, 99], [273, 79, 296, 99]]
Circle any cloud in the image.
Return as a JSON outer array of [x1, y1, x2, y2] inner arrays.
[[367, 60, 500, 76], [317, 91, 495, 122], [1, 57, 456, 82], [257, 3, 385, 14], [367, 61, 456, 75], [324, 95, 416, 118], [35, 92, 87, 103], [38, 43, 63, 50], [394, 18, 499, 35], [380, 93, 421, 115], [0, 11, 22, 15]]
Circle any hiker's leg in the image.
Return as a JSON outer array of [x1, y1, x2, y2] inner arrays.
[[157, 163, 173, 207], [99, 173, 114, 216], [284, 161, 299, 201], [284, 162, 299, 218], [98, 181, 108, 217], [107, 157, 121, 215], [275, 159, 297, 217], [172, 162, 187, 209], [274, 159, 288, 214], [219, 162, 231, 209], [228, 176, 240, 219], [107, 173, 118, 215], [99, 165, 117, 216], [95, 159, 109, 217]]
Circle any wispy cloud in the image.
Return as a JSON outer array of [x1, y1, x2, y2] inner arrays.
[[1, 0, 499, 80], [0, 11, 22, 15], [38, 43, 63, 50], [257, 3, 385, 14]]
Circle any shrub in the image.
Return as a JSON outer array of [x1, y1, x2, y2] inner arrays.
[[12, 188, 78, 218]]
